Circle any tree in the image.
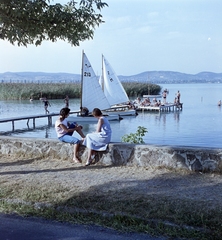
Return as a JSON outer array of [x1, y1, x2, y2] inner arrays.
[[0, 0, 108, 46]]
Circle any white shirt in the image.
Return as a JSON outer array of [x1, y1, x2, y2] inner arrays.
[[55, 118, 68, 138]]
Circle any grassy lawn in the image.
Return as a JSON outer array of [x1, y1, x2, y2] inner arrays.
[[1, 165, 222, 240]]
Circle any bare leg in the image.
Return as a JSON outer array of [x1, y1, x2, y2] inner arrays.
[[73, 143, 81, 163], [87, 148, 93, 161], [45, 106, 49, 114], [85, 148, 93, 166], [76, 128, 85, 138], [91, 150, 96, 158], [85, 149, 97, 166]]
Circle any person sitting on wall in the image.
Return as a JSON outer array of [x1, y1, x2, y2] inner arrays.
[[55, 108, 85, 163]]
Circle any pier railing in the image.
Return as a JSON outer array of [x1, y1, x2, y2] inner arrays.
[[0, 111, 78, 131]]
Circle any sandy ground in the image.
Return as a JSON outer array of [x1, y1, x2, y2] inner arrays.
[[1, 156, 222, 208]]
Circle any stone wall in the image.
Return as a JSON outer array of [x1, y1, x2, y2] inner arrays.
[[0, 136, 222, 173]]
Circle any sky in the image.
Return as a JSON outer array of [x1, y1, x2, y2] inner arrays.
[[0, 0, 222, 76]]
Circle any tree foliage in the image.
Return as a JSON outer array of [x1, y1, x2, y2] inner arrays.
[[0, 0, 108, 46]]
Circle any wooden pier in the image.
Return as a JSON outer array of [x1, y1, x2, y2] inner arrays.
[[0, 111, 77, 131], [136, 103, 183, 112]]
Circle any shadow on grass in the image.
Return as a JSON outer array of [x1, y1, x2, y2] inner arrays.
[[1, 156, 222, 239], [0, 157, 113, 175], [58, 171, 222, 239]]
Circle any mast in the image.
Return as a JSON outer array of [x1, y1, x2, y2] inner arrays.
[[80, 50, 84, 109], [101, 54, 104, 91], [147, 74, 150, 95]]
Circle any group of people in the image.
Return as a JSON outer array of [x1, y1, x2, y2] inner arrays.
[[40, 94, 110, 166], [55, 107, 112, 166], [133, 97, 163, 107], [133, 89, 181, 108]]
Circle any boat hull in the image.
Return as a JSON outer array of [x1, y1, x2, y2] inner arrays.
[[67, 114, 121, 123], [102, 109, 137, 116]]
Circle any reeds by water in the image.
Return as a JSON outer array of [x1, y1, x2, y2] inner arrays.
[[0, 82, 161, 100]]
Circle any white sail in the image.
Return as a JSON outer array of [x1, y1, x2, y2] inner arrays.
[[102, 55, 129, 106], [98, 75, 103, 88], [81, 52, 111, 112]]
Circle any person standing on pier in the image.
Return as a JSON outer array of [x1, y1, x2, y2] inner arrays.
[[64, 95, 69, 108], [176, 90, 181, 103], [162, 91, 167, 104], [43, 97, 51, 114], [55, 108, 85, 163]]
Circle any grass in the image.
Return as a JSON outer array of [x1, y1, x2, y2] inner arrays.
[[1, 180, 222, 239]]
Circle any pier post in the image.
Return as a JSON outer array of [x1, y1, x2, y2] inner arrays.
[[12, 121, 15, 131], [48, 116, 52, 126]]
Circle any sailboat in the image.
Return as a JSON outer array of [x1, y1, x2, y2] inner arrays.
[[67, 51, 121, 122], [100, 55, 137, 116]]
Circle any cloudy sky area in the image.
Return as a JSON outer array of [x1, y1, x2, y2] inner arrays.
[[0, 0, 221, 76]]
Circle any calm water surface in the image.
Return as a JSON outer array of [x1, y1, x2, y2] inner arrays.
[[0, 83, 222, 148]]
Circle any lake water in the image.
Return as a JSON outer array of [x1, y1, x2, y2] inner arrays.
[[0, 83, 222, 148]]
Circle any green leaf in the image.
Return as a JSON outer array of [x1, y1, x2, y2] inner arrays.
[[0, 0, 108, 46], [121, 126, 148, 144]]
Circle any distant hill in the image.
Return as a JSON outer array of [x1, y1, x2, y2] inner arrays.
[[0, 71, 222, 84], [0, 72, 80, 83], [119, 71, 222, 83]]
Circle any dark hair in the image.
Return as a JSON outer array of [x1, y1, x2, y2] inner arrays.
[[92, 108, 102, 117], [60, 108, 70, 120]]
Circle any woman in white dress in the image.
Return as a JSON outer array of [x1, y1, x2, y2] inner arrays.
[[83, 108, 112, 166]]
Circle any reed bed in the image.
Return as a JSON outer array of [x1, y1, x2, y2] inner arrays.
[[0, 82, 161, 100]]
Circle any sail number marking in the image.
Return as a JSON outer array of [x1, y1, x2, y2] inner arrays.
[[84, 72, 91, 77]]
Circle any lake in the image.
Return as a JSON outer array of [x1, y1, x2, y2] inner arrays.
[[0, 83, 222, 148]]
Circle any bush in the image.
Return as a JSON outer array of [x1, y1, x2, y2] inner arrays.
[[121, 126, 148, 144]]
